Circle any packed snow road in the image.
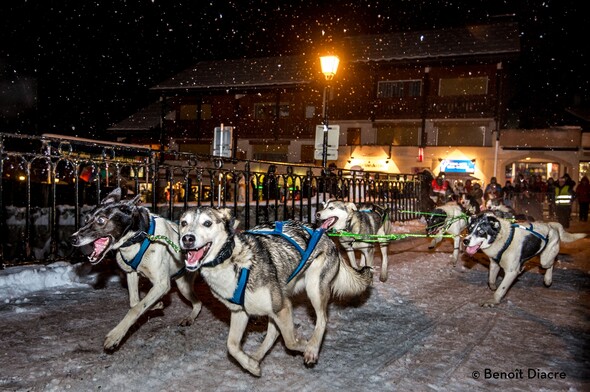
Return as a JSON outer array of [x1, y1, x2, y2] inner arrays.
[[1, 222, 589, 392]]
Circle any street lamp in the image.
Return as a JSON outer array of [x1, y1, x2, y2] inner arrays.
[[319, 55, 339, 170]]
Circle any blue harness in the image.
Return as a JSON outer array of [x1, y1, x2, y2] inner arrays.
[[227, 221, 325, 306], [121, 216, 156, 270]]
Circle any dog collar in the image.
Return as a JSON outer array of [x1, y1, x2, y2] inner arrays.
[[120, 216, 156, 270], [202, 236, 235, 268]]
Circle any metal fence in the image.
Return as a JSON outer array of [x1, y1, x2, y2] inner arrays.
[[0, 133, 427, 265]]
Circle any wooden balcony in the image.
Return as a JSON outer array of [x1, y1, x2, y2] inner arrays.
[[330, 95, 496, 121]]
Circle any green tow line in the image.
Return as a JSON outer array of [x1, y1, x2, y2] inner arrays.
[[145, 234, 181, 252], [327, 230, 454, 242]]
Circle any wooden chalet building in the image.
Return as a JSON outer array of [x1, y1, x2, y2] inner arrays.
[[109, 21, 586, 185]]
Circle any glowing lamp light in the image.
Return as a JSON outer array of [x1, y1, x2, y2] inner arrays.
[[320, 55, 340, 81], [418, 147, 424, 162]]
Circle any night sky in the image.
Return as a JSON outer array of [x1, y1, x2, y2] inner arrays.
[[1, 0, 587, 138]]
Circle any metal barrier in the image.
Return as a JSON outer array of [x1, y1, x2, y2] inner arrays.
[[0, 133, 427, 265]]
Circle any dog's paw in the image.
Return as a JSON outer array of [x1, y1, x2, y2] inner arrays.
[[151, 301, 164, 310], [243, 360, 261, 377], [480, 300, 498, 308], [104, 329, 124, 350], [304, 350, 319, 366], [178, 317, 194, 327], [488, 283, 497, 291]]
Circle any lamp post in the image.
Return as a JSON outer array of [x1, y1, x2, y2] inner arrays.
[[319, 55, 339, 170]]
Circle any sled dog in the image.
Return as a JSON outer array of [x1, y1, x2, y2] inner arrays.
[[426, 200, 474, 267], [315, 199, 391, 282], [70, 188, 201, 350], [178, 206, 372, 376], [463, 212, 586, 306]]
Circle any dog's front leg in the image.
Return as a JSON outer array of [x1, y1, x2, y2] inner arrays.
[[252, 319, 280, 362], [104, 280, 170, 350], [451, 235, 461, 267], [227, 310, 261, 376], [127, 271, 140, 308], [482, 269, 519, 307], [378, 241, 389, 282], [487, 261, 500, 290]]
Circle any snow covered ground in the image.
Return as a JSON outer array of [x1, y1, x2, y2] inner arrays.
[[1, 220, 589, 392]]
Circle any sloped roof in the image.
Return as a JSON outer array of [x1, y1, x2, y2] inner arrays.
[[107, 101, 162, 131], [151, 55, 316, 92], [345, 22, 520, 62], [150, 22, 520, 94]]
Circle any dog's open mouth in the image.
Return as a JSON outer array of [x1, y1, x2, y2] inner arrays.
[[319, 216, 338, 230], [185, 243, 211, 271], [88, 237, 112, 264], [464, 243, 481, 256]]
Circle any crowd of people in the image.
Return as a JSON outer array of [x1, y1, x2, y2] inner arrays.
[[431, 172, 590, 229]]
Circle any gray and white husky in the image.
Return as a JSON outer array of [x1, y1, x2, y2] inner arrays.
[[425, 201, 472, 267], [463, 212, 586, 306], [70, 188, 201, 350], [178, 206, 372, 376], [315, 199, 391, 282]]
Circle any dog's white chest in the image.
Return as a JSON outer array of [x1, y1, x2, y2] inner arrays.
[[201, 266, 239, 300]]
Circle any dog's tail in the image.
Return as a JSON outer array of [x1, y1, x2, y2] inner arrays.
[[547, 222, 587, 243], [331, 255, 372, 298]]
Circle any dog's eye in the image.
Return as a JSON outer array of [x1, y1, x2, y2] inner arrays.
[[96, 216, 107, 225], [203, 220, 212, 228], [180, 220, 187, 227]]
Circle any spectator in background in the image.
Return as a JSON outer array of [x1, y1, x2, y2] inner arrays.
[[575, 175, 590, 222], [545, 177, 556, 219], [503, 180, 515, 208], [470, 182, 484, 207], [431, 173, 450, 205], [464, 179, 473, 195], [484, 177, 502, 202], [555, 176, 575, 229]]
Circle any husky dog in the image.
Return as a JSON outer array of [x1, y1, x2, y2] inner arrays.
[[463, 212, 586, 306], [178, 206, 372, 376], [315, 200, 391, 282], [70, 188, 201, 350], [426, 201, 473, 267]]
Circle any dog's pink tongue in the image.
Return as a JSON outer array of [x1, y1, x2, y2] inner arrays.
[[465, 244, 480, 256], [320, 216, 337, 230], [186, 248, 205, 266]]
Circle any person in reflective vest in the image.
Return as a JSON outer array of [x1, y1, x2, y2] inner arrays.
[[555, 176, 575, 229]]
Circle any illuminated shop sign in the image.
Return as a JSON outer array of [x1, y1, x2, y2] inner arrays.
[[440, 159, 475, 173]]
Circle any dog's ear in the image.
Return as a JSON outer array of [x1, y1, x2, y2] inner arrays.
[[101, 187, 122, 205], [346, 202, 358, 212], [127, 194, 142, 206]]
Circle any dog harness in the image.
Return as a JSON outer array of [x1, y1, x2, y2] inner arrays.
[[221, 221, 325, 306], [120, 216, 156, 270], [248, 221, 326, 283], [492, 223, 549, 263], [119, 217, 186, 279]]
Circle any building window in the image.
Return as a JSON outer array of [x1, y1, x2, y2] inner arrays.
[[254, 102, 290, 119], [377, 80, 422, 98], [300, 145, 315, 163], [376, 125, 420, 146], [347, 128, 361, 145], [180, 104, 212, 120], [439, 77, 488, 96]]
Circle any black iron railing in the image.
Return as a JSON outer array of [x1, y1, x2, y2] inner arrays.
[[0, 133, 427, 265]]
